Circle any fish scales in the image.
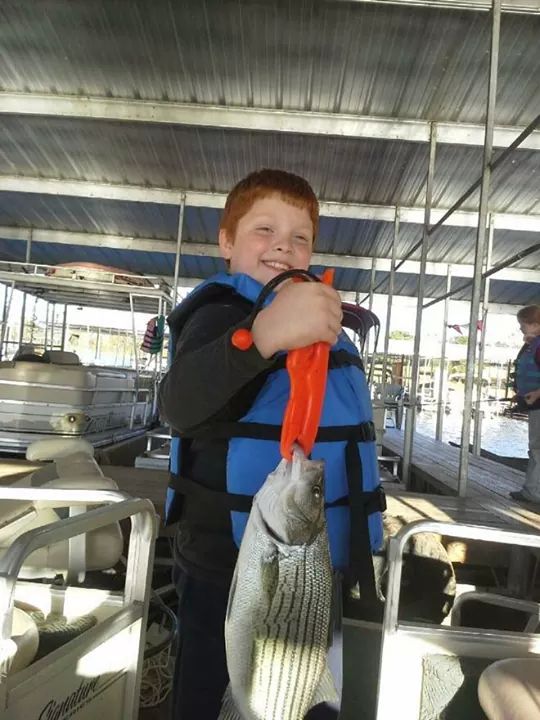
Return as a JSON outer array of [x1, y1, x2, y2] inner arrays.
[[220, 451, 336, 720], [257, 537, 331, 719]]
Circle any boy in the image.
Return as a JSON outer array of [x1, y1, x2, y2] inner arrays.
[[158, 169, 384, 719], [509, 304, 540, 503]]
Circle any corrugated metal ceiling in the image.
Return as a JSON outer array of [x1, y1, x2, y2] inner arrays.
[[0, 0, 538, 308], [0, 118, 538, 214], [1, 238, 535, 309], [2, 1, 539, 125], [0, 195, 537, 271]]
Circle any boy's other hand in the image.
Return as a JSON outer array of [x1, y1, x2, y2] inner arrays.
[[251, 282, 343, 359]]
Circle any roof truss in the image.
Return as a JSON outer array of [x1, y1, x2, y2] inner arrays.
[[0, 176, 539, 234], [1, 226, 537, 284], [358, 0, 540, 12], [2, 93, 540, 151]]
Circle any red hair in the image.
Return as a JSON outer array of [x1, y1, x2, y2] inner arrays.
[[517, 305, 540, 324], [219, 169, 319, 241]]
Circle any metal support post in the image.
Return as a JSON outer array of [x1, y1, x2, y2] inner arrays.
[[403, 124, 437, 488], [152, 296, 164, 419], [458, 0, 501, 496], [60, 304, 68, 350], [473, 216, 494, 455], [381, 209, 399, 399], [25, 229, 33, 264], [129, 293, 139, 429], [18, 292, 27, 347], [0, 282, 15, 361], [436, 266, 452, 441], [50, 302, 56, 349], [368, 257, 376, 313], [172, 194, 186, 308], [43, 301, 50, 349], [366, 256, 377, 370]]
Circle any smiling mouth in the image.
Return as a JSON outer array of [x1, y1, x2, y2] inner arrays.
[[263, 261, 292, 272]]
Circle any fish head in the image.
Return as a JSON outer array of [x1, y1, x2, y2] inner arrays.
[[257, 446, 326, 546]]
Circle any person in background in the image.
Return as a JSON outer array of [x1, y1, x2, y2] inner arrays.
[[509, 304, 540, 503], [158, 168, 384, 719]]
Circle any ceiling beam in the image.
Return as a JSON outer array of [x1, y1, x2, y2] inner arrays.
[[1, 226, 537, 284], [156, 276, 531, 314], [1, 175, 539, 233], [357, 0, 540, 13], [0, 272, 528, 315], [1, 93, 540, 150]]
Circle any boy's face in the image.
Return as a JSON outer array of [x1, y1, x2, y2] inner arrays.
[[218, 194, 314, 287], [519, 320, 540, 342]]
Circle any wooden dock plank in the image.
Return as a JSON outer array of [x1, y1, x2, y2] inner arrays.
[[382, 428, 540, 536]]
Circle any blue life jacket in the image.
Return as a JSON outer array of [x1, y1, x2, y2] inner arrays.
[[516, 336, 540, 397], [165, 272, 385, 598]]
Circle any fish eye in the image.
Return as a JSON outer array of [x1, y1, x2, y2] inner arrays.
[[312, 484, 322, 499]]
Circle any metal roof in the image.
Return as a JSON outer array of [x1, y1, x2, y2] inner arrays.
[[2, 1, 539, 125], [0, 0, 538, 309]]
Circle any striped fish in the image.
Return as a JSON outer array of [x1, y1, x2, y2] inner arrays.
[[219, 448, 337, 720]]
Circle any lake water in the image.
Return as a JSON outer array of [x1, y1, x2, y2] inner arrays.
[[412, 408, 529, 459]]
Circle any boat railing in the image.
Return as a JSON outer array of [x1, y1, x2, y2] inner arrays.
[[0, 377, 150, 395], [0, 487, 157, 715], [0, 374, 153, 435], [0, 259, 167, 292], [376, 519, 540, 720], [145, 427, 171, 455]]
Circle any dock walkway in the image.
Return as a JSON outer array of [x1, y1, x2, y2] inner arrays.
[[382, 428, 540, 534]]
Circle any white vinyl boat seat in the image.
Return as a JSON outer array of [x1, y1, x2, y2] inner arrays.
[[0, 606, 40, 677], [0, 439, 123, 578], [478, 658, 540, 720]]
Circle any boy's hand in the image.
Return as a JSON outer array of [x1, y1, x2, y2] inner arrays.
[[251, 282, 343, 359], [524, 388, 540, 405]]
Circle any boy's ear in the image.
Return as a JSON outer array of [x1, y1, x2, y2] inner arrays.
[[218, 229, 233, 260]]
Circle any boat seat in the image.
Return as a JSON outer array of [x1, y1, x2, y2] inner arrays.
[[478, 658, 540, 720], [26, 437, 95, 462], [0, 439, 123, 579], [0, 607, 40, 676], [41, 350, 81, 365], [12, 344, 46, 363]]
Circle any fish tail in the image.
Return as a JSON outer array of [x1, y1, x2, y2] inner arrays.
[[218, 684, 245, 720], [308, 663, 340, 712]]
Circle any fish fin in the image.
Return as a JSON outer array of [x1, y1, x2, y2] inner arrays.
[[218, 684, 244, 720], [226, 565, 239, 623], [328, 572, 343, 648], [310, 663, 340, 708]]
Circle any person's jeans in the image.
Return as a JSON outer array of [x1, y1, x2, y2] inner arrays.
[[171, 572, 230, 720], [523, 408, 540, 500]]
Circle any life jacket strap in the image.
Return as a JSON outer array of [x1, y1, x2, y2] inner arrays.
[[190, 420, 376, 443], [264, 349, 365, 374], [326, 485, 386, 513], [169, 472, 253, 513], [345, 438, 384, 603], [169, 470, 385, 520]]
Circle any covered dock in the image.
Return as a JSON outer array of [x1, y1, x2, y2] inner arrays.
[[1, 0, 539, 499], [0, 2, 539, 718]]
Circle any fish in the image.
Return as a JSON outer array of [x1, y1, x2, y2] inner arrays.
[[219, 447, 338, 720]]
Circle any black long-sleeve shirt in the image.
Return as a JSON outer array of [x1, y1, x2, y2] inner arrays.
[[158, 289, 275, 585]]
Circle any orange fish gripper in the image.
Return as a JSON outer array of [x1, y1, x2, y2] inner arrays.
[[231, 268, 334, 461]]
